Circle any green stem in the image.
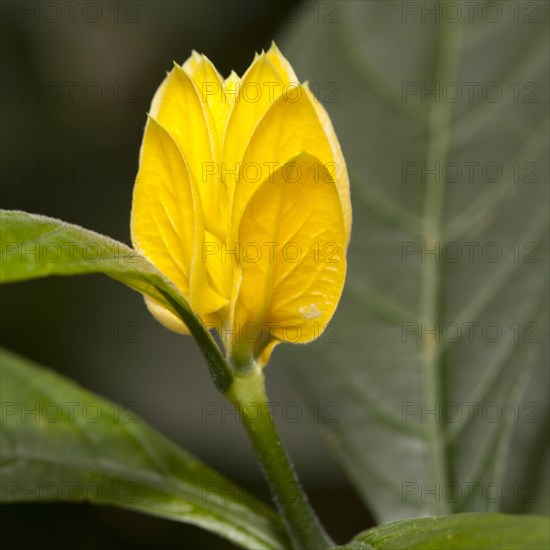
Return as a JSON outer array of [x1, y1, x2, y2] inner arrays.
[[225, 361, 333, 550]]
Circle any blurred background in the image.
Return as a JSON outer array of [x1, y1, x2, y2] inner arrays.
[[1, 1, 370, 547], [1, 1, 548, 548]]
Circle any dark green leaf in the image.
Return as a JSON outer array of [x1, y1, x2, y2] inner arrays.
[[279, 0, 549, 521], [334, 513, 549, 550], [0, 210, 231, 392], [0, 348, 289, 549]]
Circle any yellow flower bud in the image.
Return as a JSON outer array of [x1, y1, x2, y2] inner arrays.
[[131, 43, 351, 365]]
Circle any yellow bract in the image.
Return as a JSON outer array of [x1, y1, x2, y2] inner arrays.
[[131, 43, 351, 365]]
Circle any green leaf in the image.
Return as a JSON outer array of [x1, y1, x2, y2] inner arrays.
[[0, 210, 232, 392], [0, 348, 289, 550], [279, 0, 549, 521], [334, 513, 550, 550]]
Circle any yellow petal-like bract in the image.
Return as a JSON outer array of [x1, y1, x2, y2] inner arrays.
[[131, 43, 351, 365]]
